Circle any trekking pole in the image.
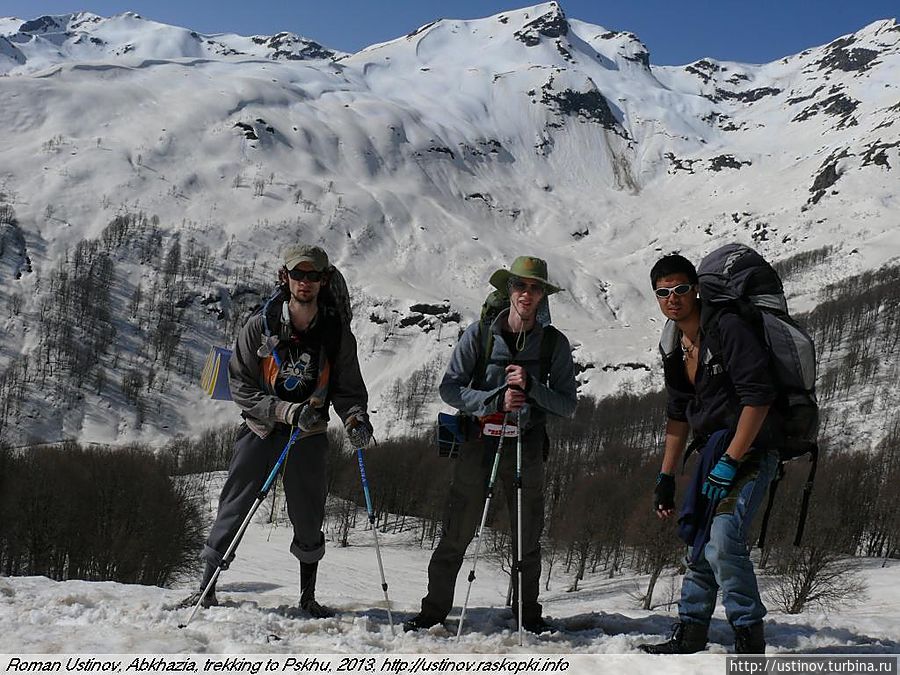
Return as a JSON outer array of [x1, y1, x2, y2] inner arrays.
[[515, 410, 524, 646], [356, 447, 395, 636], [266, 480, 280, 543], [179, 427, 302, 629], [457, 413, 508, 639]]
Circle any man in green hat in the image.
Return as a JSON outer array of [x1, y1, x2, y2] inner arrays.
[[404, 256, 577, 634]]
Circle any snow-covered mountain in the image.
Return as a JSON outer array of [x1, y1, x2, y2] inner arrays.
[[0, 11, 339, 74], [0, 2, 898, 446]]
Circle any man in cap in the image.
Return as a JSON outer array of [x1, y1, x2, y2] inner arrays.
[[404, 256, 577, 634], [180, 244, 372, 618]]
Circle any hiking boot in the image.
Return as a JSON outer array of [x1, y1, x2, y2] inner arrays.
[[176, 561, 219, 610], [176, 589, 218, 610], [638, 622, 708, 654], [300, 597, 336, 619], [519, 616, 553, 634], [733, 622, 766, 654], [298, 561, 334, 618], [402, 614, 443, 632]]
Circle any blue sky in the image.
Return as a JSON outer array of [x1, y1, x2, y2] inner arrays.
[[5, 1, 899, 65]]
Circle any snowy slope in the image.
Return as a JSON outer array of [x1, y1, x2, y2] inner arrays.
[[0, 2, 898, 446], [2, 499, 898, 655]]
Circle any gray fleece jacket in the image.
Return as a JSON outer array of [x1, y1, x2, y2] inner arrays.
[[439, 308, 577, 429]]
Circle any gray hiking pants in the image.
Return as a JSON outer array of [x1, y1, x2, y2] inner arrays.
[[201, 424, 329, 569], [420, 426, 546, 622]]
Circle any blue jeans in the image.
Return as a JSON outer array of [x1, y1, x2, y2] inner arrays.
[[679, 450, 778, 628]]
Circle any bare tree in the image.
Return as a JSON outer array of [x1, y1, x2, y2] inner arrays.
[[766, 546, 866, 614], [326, 497, 358, 548], [625, 497, 683, 610]]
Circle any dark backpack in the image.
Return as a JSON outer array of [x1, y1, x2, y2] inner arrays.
[[319, 266, 353, 326], [696, 243, 819, 546]]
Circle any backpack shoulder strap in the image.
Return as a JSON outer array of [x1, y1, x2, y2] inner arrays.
[[259, 287, 286, 338], [470, 319, 494, 390], [539, 325, 560, 386], [319, 305, 343, 364]]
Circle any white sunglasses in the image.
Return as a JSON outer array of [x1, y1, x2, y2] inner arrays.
[[654, 283, 694, 299]]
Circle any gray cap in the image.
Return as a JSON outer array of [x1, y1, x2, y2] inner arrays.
[[283, 244, 329, 271]]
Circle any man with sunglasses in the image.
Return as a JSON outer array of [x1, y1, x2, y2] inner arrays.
[[404, 256, 577, 634], [639, 254, 778, 655], [180, 244, 372, 618]]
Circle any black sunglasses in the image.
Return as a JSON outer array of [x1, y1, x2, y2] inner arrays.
[[654, 283, 694, 298], [287, 268, 324, 282], [509, 278, 546, 294]]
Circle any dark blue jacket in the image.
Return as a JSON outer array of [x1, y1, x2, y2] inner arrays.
[[677, 430, 730, 562], [664, 310, 779, 446]]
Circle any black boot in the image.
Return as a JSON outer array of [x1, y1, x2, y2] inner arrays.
[[733, 622, 766, 654], [402, 614, 444, 632], [519, 615, 553, 634], [299, 561, 335, 618], [514, 605, 553, 634], [177, 562, 219, 609], [638, 622, 708, 654]]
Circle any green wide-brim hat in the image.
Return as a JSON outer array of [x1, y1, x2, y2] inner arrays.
[[489, 255, 562, 295]]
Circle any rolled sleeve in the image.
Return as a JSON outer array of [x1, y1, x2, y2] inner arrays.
[[666, 386, 690, 422]]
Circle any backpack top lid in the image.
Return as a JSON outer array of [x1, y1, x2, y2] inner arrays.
[[697, 243, 785, 313]]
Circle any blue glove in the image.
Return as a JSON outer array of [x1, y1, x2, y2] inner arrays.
[[702, 455, 740, 501]]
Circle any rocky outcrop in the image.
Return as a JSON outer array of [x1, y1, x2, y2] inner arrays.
[[514, 3, 569, 47], [809, 148, 850, 204], [251, 32, 336, 61], [816, 36, 880, 74], [792, 90, 860, 129]]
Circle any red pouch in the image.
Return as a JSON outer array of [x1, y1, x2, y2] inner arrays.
[[478, 412, 518, 438]]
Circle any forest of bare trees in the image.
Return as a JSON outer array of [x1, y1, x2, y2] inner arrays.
[[0, 208, 265, 442], [0, 442, 204, 585]]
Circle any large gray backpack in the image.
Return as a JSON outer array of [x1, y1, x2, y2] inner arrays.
[[696, 243, 818, 456], [697, 243, 819, 546]]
